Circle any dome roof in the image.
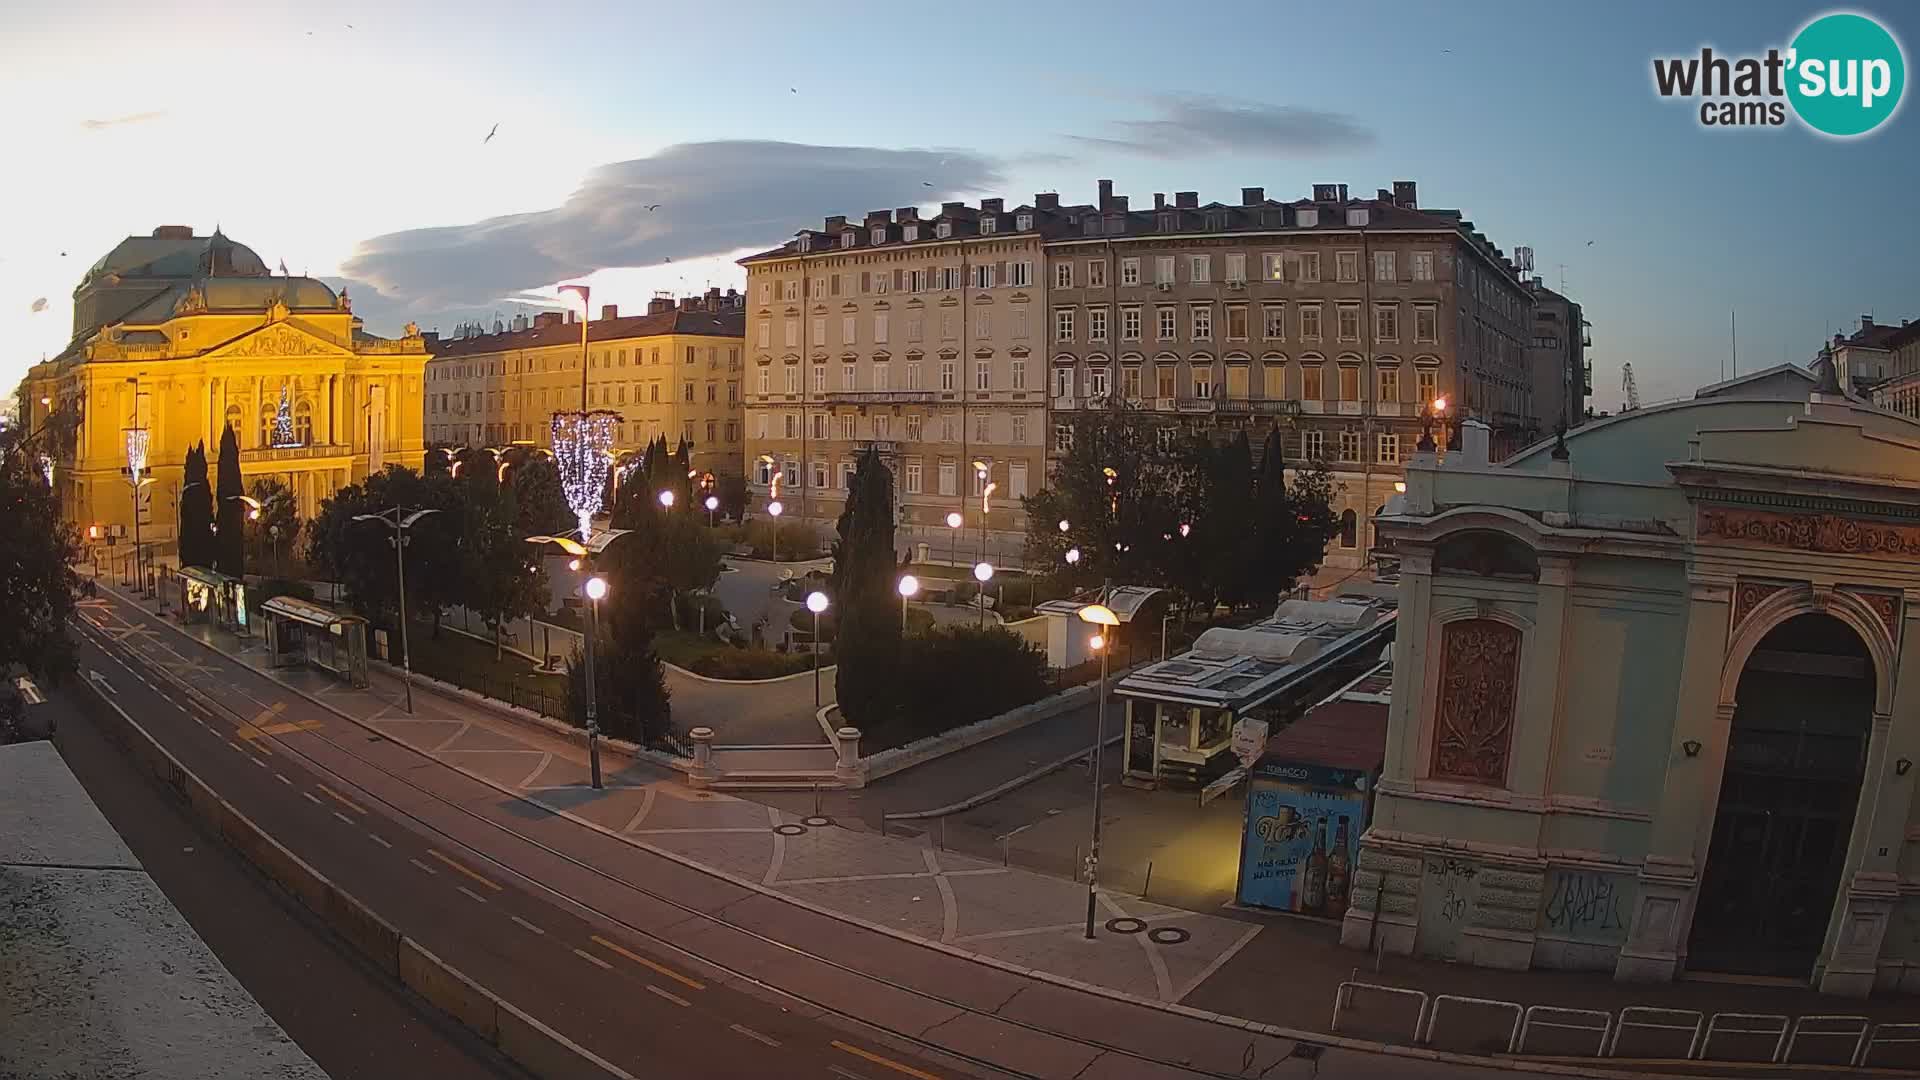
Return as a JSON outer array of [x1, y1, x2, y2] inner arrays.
[[81, 227, 269, 287]]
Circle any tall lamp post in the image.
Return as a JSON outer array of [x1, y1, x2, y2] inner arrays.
[[352, 507, 441, 715], [945, 510, 962, 569], [704, 494, 719, 527], [1076, 599, 1121, 939], [124, 428, 153, 596], [897, 574, 918, 634], [973, 561, 994, 627], [806, 590, 829, 709]]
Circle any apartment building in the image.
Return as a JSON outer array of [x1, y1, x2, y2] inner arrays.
[[1044, 179, 1540, 569], [425, 289, 747, 480], [739, 199, 1066, 562], [1525, 279, 1590, 429]]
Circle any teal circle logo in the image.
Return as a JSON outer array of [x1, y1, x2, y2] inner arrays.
[[1787, 12, 1906, 137]]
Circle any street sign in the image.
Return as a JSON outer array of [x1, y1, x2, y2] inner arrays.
[[1231, 716, 1271, 768]]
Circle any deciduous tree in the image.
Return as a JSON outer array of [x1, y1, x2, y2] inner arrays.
[[0, 427, 78, 684]]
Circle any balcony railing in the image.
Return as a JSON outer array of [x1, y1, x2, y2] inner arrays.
[[1175, 397, 1217, 413], [1217, 398, 1304, 417], [238, 443, 350, 463], [823, 390, 935, 405]]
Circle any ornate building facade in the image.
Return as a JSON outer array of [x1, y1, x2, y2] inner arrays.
[[20, 226, 429, 543], [1343, 363, 1920, 996]]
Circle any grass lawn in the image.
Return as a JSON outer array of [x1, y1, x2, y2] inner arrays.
[[652, 630, 821, 680], [403, 620, 568, 719]]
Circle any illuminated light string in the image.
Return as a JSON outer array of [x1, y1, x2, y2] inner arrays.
[[124, 428, 150, 482], [550, 410, 619, 540]]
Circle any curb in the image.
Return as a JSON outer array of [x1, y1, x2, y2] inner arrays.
[[881, 732, 1123, 821], [69, 670, 634, 1080], [111, 589, 1717, 1080], [663, 659, 836, 686]]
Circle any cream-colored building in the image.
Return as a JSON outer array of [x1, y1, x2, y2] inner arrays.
[[425, 290, 746, 481], [739, 200, 1056, 562]]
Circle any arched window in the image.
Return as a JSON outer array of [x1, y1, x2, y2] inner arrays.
[[294, 400, 313, 446], [223, 404, 241, 439], [1339, 508, 1357, 548]]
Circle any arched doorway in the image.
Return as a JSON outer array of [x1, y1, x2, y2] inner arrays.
[[1688, 613, 1874, 978]]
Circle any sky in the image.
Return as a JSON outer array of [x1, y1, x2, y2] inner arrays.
[[4, 0, 1916, 411]]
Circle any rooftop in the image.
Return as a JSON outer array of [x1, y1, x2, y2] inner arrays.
[[1116, 597, 1396, 711], [430, 293, 744, 359], [1258, 648, 1395, 775]]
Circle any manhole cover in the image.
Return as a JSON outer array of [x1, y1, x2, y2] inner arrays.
[[1148, 926, 1191, 945], [1105, 917, 1147, 934], [772, 823, 807, 836], [801, 815, 832, 828]]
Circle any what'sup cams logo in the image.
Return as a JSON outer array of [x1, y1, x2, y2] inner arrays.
[[1653, 11, 1906, 137]]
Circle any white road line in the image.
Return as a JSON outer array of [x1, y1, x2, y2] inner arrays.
[[409, 858, 438, 876], [729, 1023, 780, 1047], [368, 833, 394, 849], [646, 985, 691, 1007], [275, 773, 293, 786], [224, 739, 245, 753], [332, 811, 354, 825], [510, 915, 546, 936], [249, 756, 268, 769], [301, 791, 324, 806], [456, 885, 488, 904], [573, 948, 613, 970], [828, 1066, 867, 1080]]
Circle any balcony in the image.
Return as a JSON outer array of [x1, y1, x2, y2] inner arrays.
[[823, 390, 934, 405], [1154, 396, 1176, 412], [1301, 400, 1326, 414], [1218, 399, 1303, 417], [1336, 401, 1364, 416], [1376, 402, 1404, 417], [1052, 395, 1077, 411], [1175, 397, 1217, 414], [238, 442, 352, 464]]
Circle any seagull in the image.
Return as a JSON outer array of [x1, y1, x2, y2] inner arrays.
[[645, 204, 661, 212], [922, 181, 933, 187], [1585, 240, 1595, 246], [484, 123, 499, 144], [789, 87, 797, 94], [30, 297, 48, 313]]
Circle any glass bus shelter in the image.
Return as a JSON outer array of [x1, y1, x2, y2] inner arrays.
[[260, 595, 369, 688]]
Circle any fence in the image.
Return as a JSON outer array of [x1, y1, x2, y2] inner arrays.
[[1330, 982, 1919, 1069]]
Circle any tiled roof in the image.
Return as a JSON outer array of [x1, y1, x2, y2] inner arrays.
[[429, 308, 743, 359]]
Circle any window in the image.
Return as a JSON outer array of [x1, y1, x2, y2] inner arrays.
[[651, 348, 661, 365], [1377, 432, 1401, 464], [1187, 255, 1210, 283], [1262, 304, 1287, 341], [874, 313, 889, 342], [1374, 250, 1396, 282], [1375, 304, 1400, 342], [905, 414, 922, 440], [1263, 253, 1286, 281], [1298, 208, 1320, 228], [1089, 366, 1110, 398], [784, 413, 798, 438], [1411, 251, 1435, 282], [1417, 368, 1438, 405], [757, 282, 772, 305], [1016, 213, 1033, 230], [1226, 305, 1249, 341], [909, 269, 928, 293], [784, 318, 799, 347], [756, 455, 773, 484], [807, 459, 827, 489], [1157, 306, 1177, 341], [1156, 365, 1176, 399], [1089, 307, 1109, 342], [783, 459, 800, 489], [1009, 461, 1029, 499], [904, 224, 919, 242], [1054, 423, 1073, 452], [1303, 363, 1324, 400], [1121, 306, 1142, 341], [1155, 255, 1176, 284], [1010, 359, 1026, 390], [872, 363, 890, 391], [1191, 364, 1213, 399], [1122, 365, 1142, 399], [1055, 262, 1073, 289], [726, 420, 738, 443], [1012, 306, 1029, 339], [1054, 308, 1075, 342], [907, 361, 922, 388], [1087, 260, 1106, 288], [1054, 366, 1073, 399], [841, 315, 856, 344], [1338, 429, 1361, 462], [1191, 305, 1212, 341], [1347, 207, 1370, 227], [1379, 366, 1400, 402], [784, 281, 800, 301], [940, 361, 956, 390], [1225, 253, 1246, 283], [1008, 260, 1031, 287], [941, 266, 960, 291], [811, 317, 825, 346], [758, 368, 771, 394], [811, 365, 825, 393], [936, 221, 952, 239], [1337, 305, 1360, 342], [905, 459, 923, 493], [706, 419, 718, 444], [975, 311, 991, 339], [1262, 362, 1286, 399], [973, 412, 990, 444], [1415, 305, 1438, 343], [907, 316, 923, 342], [1299, 252, 1321, 283], [839, 414, 856, 440], [1338, 365, 1361, 401], [1301, 429, 1324, 459], [1336, 251, 1359, 282], [1010, 413, 1027, 445], [782, 366, 799, 394], [811, 413, 827, 440], [843, 363, 856, 389], [975, 360, 990, 390], [684, 382, 695, 402], [1120, 258, 1140, 286], [874, 414, 890, 439]]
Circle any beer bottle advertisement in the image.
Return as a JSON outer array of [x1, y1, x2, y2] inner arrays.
[[1238, 773, 1369, 915]]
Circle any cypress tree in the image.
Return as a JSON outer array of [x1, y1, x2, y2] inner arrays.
[[180, 442, 213, 568], [829, 447, 901, 735], [214, 424, 245, 577]]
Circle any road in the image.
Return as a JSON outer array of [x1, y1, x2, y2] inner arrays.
[[48, 693, 525, 1080]]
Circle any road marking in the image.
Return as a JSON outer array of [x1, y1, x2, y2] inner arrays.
[[831, 1042, 943, 1080], [367, 833, 393, 849], [315, 783, 368, 815], [590, 934, 705, 991], [248, 756, 267, 769], [275, 773, 293, 786], [509, 915, 546, 936], [426, 849, 502, 892], [409, 858, 438, 876], [301, 791, 325, 807], [572, 948, 613, 970], [250, 703, 288, 726], [331, 811, 354, 826], [456, 885, 489, 904], [828, 1068, 868, 1080], [729, 1023, 780, 1047], [224, 739, 246, 753], [645, 984, 690, 1007]]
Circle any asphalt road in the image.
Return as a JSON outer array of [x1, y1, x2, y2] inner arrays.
[[48, 692, 526, 1080]]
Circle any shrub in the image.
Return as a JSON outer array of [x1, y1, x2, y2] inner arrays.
[[876, 625, 1050, 748], [249, 577, 316, 612], [744, 519, 823, 561]]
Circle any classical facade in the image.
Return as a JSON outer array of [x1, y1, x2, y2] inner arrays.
[[739, 201, 1055, 561], [424, 290, 746, 481], [20, 226, 428, 541], [1043, 180, 1543, 570], [1343, 364, 1920, 996]]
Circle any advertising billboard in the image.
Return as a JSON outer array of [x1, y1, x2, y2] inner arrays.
[[1238, 763, 1370, 917]]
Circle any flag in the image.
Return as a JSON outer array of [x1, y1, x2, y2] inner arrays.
[[278, 259, 289, 275]]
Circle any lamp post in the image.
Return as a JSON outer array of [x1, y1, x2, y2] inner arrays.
[[945, 510, 962, 568], [973, 561, 994, 627], [768, 499, 783, 562], [124, 428, 152, 597], [806, 590, 829, 708], [1076, 598, 1120, 940], [583, 572, 609, 788], [659, 489, 675, 510], [704, 494, 719, 527], [352, 506, 442, 716], [972, 460, 991, 571], [897, 574, 919, 634]]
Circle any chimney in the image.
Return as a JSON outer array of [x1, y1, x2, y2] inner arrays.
[[897, 207, 919, 222], [1862, 314, 1875, 329], [1153, 193, 1166, 211], [421, 331, 440, 347], [980, 197, 1003, 213], [1175, 191, 1198, 209], [600, 304, 619, 321], [152, 225, 194, 239], [1097, 179, 1114, 211], [941, 201, 963, 215], [866, 209, 892, 226], [1460, 420, 1492, 468], [1312, 183, 1339, 202], [534, 311, 563, 329], [1035, 193, 1059, 210], [1393, 180, 1418, 208], [565, 310, 576, 324], [1241, 187, 1264, 206], [824, 215, 847, 233], [1377, 188, 1393, 202], [1111, 195, 1129, 213], [647, 293, 674, 315], [680, 297, 700, 313]]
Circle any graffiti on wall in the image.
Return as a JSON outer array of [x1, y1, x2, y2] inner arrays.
[[1541, 868, 1635, 943]]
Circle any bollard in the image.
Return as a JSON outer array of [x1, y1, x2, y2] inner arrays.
[[1144, 860, 1153, 899], [689, 726, 716, 787], [834, 726, 863, 788]]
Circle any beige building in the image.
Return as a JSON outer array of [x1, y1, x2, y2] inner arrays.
[[1044, 180, 1540, 571], [425, 290, 746, 481], [739, 199, 1060, 561]]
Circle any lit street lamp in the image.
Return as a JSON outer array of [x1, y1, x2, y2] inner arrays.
[[351, 506, 442, 716], [973, 561, 994, 627], [583, 571, 610, 786], [124, 427, 153, 595], [806, 590, 829, 708], [659, 489, 675, 510], [704, 494, 720, 526], [945, 510, 962, 567], [897, 574, 919, 633], [1065, 547, 1081, 565], [1076, 599, 1121, 940]]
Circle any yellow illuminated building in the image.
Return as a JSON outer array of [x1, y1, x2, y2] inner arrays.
[[425, 290, 746, 481], [20, 226, 429, 546]]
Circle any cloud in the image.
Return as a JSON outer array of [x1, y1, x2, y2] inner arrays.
[[341, 140, 1001, 310], [81, 110, 166, 130], [1065, 96, 1372, 158]]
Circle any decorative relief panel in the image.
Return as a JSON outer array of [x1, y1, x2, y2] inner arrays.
[[1732, 579, 1792, 634], [1430, 619, 1523, 786], [223, 326, 335, 358], [1841, 587, 1902, 645], [1700, 507, 1920, 557]]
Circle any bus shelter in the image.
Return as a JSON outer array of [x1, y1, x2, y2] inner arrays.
[[260, 596, 369, 688], [174, 566, 248, 634]]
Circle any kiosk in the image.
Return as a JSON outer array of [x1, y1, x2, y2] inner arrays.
[[174, 566, 248, 634], [260, 595, 369, 688]]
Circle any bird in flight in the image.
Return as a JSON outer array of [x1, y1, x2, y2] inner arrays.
[[646, 204, 661, 212], [789, 87, 797, 94], [1585, 240, 1595, 246], [484, 123, 499, 144], [922, 181, 933, 187], [30, 297, 48, 313]]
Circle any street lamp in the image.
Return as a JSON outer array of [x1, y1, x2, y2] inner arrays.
[[767, 498, 784, 562], [526, 531, 611, 788], [1065, 547, 1081, 565], [897, 574, 919, 633], [945, 510, 963, 568], [973, 561, 994, 627], [806, 590, 829, 708], [658, 489, 675, 510], [124, 428, 153, 595], [1076, 600, 1121, 940], [351, 507, 442, 716], [704, 494, 719, 526]]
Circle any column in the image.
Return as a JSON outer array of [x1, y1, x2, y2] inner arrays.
[[252, 375, 264, 448]]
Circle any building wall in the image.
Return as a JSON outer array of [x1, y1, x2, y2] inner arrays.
[[1526, 287, 1587, 430]]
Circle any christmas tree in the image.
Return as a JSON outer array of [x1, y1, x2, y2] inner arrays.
[[270, 382, 296, 446]]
